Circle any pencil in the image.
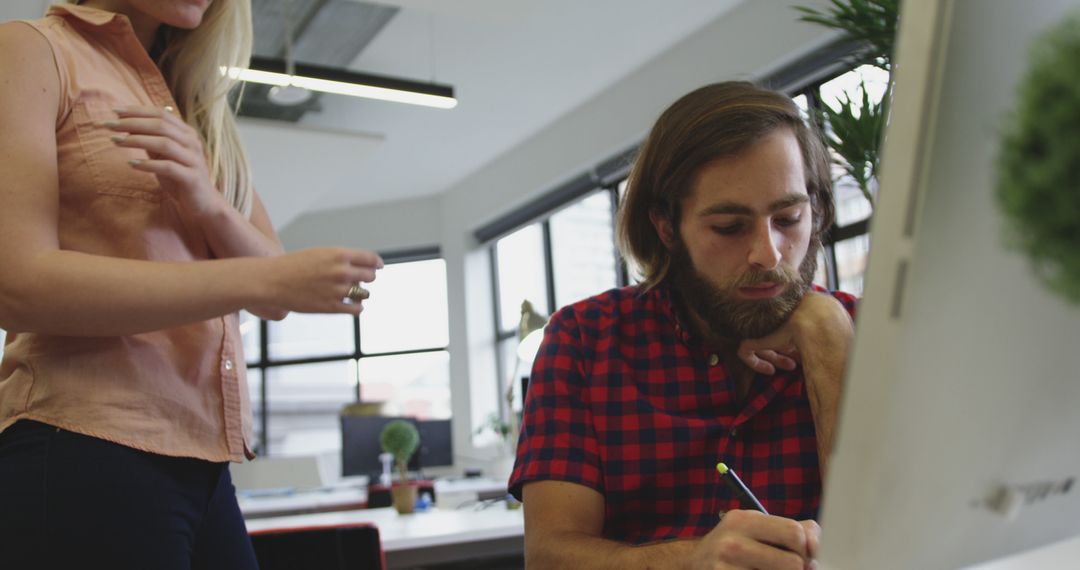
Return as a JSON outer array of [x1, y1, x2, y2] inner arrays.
[[716, 462, 768, 514]]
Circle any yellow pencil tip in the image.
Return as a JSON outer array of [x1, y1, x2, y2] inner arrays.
[[716, 462, 729, 474]]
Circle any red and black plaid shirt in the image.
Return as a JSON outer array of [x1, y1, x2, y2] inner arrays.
[[509, 284, 858, 544]]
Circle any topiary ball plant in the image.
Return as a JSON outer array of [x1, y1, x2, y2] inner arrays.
[[996, 12, 1080, 304], [379, 419, 420, 483]]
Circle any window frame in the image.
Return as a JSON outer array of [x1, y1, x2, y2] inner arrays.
[[487, 186, 628, 419], [246, 246, 449, 455]]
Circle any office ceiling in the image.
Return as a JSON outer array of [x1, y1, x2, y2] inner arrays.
[[2, 0, 748, 228]]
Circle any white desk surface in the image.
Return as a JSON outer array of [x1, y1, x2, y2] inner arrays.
[[237, 477, 508, 518], [961, 534, 1080, 570], [238, 487, 368, 518], [244, 505, 524, 553]]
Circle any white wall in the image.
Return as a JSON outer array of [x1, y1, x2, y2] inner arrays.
[[280, 193, 442, 253], [0, 0, 50, 21], [280, 0, 840, 469]]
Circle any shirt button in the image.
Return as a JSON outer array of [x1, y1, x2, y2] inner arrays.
[[730, 428, 738, 438], [224, 359, 234, 371], [708, 354, 719, 366]]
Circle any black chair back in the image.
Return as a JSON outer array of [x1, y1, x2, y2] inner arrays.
[[250, 523, 383, 570]]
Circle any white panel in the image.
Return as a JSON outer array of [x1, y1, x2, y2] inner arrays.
[[237, 119, 381, 229], [820, 1, 1080, 569], [0, 0, 49, 21]]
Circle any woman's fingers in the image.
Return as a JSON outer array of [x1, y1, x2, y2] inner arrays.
[[113, 133, 199, 167], [349, 249, 384, 272], [105, 106, 201, 150], [263, 248, 388, 315], [104, 118, 197, 151]]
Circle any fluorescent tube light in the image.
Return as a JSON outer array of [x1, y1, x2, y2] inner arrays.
[[227, 56, 457, 109]]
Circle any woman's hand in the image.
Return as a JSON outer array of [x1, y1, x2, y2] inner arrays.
[[106, 105, 225, 218], [260, 247, 384, 315]]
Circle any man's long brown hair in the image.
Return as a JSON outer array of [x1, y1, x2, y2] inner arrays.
[[617, 81, 834, 290]]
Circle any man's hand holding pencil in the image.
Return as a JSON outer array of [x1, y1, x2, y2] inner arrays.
[[687, 463, 821, 570]]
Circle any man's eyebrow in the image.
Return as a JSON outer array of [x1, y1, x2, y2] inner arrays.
[[698, 194, 810, 217]]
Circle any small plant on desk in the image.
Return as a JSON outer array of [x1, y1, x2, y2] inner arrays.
[[379, 420, 421, 514]]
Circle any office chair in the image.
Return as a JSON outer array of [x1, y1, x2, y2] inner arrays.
[[249, 523, 384, 570]]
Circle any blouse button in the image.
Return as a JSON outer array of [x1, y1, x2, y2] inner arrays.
[[224, 359, 234, 371]]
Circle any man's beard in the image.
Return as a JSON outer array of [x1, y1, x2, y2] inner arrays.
[[670, 238, 820, 340]]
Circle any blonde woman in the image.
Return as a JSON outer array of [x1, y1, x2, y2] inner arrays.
[[0, 1, 380, 567]]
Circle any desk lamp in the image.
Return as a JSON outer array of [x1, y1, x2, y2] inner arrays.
[[505, 300, 548, 440]]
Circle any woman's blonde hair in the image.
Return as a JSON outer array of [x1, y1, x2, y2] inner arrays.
[[70, 0, 255, 217]]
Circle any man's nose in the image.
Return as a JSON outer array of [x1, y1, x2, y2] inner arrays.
[[748, 223, 782, 270]]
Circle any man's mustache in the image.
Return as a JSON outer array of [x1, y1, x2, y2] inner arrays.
[[727, 265, 802, 290]]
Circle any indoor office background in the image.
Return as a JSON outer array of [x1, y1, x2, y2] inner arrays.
[[0, 0, 876, 474], [242, 62, 883, 460]]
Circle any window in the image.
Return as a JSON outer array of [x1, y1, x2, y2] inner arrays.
[[489, 189, 623, 419], [817, 64, 889, 228], [244, 255, 450, 456], [495, 224, 550, 332], [550, 191, 619, 307], [798, 63, 887, 295]]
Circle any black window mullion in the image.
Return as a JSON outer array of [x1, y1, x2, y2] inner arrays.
[[831, 219, 870, 242], [353, 314, 362, 401], [826, 243, 840, 290], [610, 186, 628, 288], [489, 245, 510, 420], [541, 220, 556, 312], [258, 318, 269, 455]]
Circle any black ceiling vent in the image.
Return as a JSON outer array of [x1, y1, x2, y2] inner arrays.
[[238, 0, 399, 122]]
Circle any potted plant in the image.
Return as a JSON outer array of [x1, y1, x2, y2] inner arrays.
[[995, 13, 1080, 304], [794, 0, 900, 207], [379, 419, 421, 514], [475, 412, 519, 480]]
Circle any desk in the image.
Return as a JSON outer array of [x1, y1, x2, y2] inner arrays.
[[245, 506, 525, 569], [238, 477, 508, 518], [238, 487, 368, 519]]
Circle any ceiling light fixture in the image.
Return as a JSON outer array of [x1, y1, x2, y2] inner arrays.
[[265, 8, 313, 107], [228, 56, 458, 109]]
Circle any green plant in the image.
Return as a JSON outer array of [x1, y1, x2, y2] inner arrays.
[[475, 412, 512, 440], [795, 0, 900, 70], [379, 419, 420, 483], [795, 0, 900, 209], [821, 80, 889, 205], [996, 13, 1080, 304]]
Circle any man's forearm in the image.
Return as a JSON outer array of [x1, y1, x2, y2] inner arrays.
[[803, 359, 843, 479], [795, 294, 855, 479], [528, 530, 697, 570]]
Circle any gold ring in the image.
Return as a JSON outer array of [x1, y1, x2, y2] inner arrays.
[[345, 283, 370, 302]]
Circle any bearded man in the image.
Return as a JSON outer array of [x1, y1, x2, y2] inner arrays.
[[509, 81, 858, 570]]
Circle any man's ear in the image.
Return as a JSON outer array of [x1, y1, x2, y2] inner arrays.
[[649, 208, 675, 249]]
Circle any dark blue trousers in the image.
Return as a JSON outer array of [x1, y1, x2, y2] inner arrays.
[[0, 420, 259, 570]]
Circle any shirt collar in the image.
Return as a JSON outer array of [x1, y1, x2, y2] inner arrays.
[[48, 3, 133, 33], [652, 282, 695, 346]]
